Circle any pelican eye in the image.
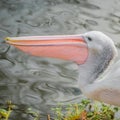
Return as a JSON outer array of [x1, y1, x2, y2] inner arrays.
[[87, 37, 92, 41]]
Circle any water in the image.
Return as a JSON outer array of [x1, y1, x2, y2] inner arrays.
[[0, 0, 120, 119]]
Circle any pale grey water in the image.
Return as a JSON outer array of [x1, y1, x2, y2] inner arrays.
[[0, 0, 120, 119]]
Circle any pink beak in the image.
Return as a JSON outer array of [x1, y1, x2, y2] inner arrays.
[[5, 35, 88, 64]]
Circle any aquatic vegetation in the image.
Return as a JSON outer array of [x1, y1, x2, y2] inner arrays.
[[25, 108, 40, 120], [0, 101, 15, 120], [52, 99, 120, 120], [0, 99, 120, 120], [0, 102, 40, 120]]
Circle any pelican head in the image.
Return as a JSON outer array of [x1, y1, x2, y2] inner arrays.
[[86, 31, 117, 66], [78, 31, 117, 87]]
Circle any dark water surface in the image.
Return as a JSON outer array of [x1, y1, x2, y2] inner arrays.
[[0, 0, 120, 119]]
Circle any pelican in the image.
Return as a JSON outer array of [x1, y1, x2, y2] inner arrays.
[[5, 31, 120, 106]]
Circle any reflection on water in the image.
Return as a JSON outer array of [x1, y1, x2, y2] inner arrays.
[[0, 0, 120, 119]]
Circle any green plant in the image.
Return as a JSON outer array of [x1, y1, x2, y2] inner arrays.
[[26, 108, 40, 120], [0, 101, 15, 120], [52, 99, 120, 120]]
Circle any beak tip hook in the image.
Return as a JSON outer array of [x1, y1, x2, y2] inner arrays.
[[5, 37, 11, 41]]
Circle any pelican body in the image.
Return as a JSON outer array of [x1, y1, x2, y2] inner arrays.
[[5, 31, 120, 106]]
